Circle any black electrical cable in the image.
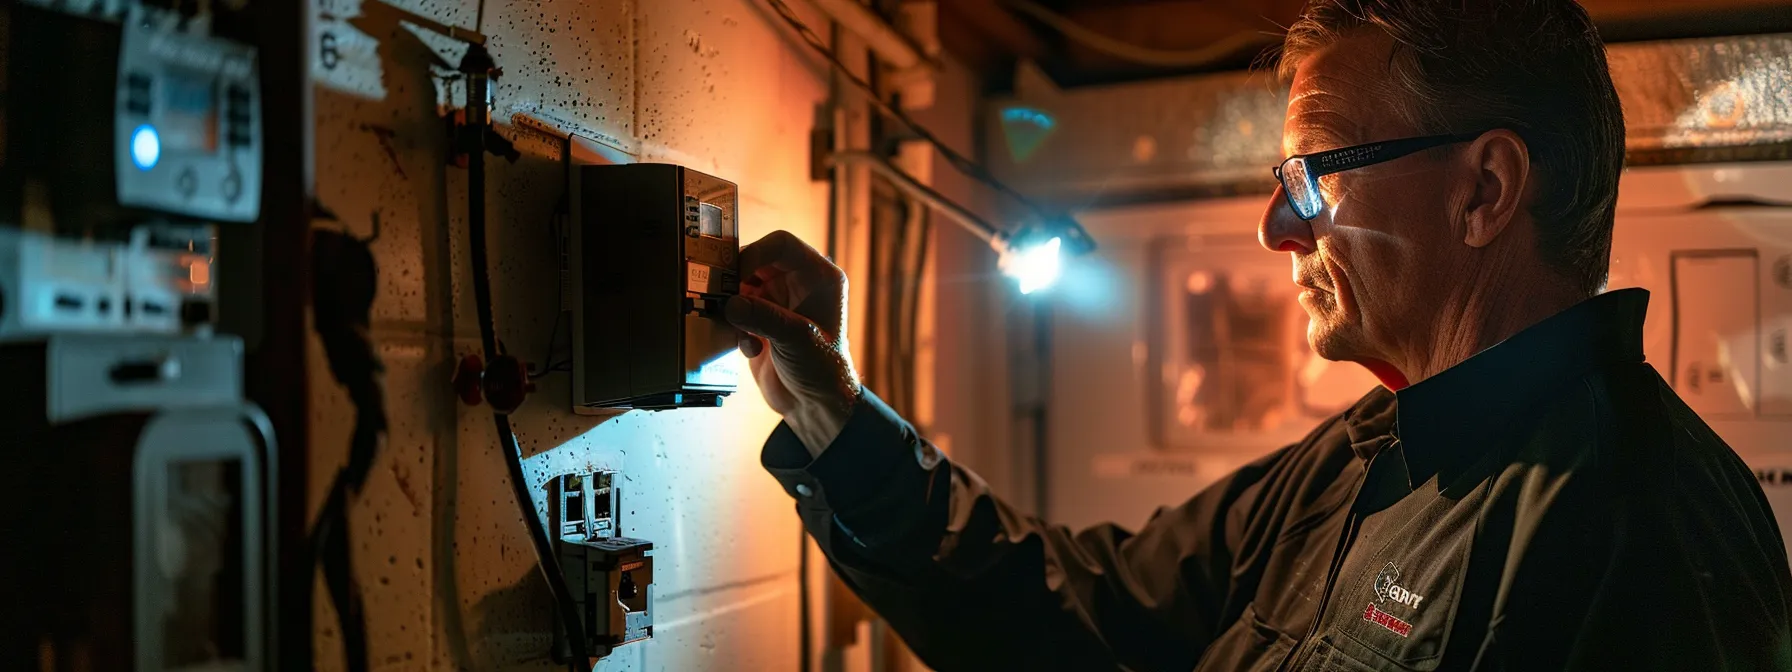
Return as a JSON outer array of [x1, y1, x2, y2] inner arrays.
[[884, 188, 907, 410], [874, 193, 928, 419], [903, 198, 922, 414], [762, 0, 1054, 225], [902, 206, 932, 415], [533, 134, 574, 378], [459, 45, 590, 672], [536, 308, 566, 373], [471, 156, 589, 672], [536, 136, 586, 376], [866, 190, 885, 396]]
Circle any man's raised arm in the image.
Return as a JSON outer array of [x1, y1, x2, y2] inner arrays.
[[724, 230, 1304, 671]]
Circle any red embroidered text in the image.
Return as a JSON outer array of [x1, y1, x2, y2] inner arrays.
[[1362, 602, 1413, 637]]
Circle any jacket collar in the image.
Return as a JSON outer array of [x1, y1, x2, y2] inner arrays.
[[1393, 288, 1651, 489], [1343, 386, 1398, 461]]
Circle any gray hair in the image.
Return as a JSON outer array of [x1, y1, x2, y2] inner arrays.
[[1278, 0, 1626, 295]]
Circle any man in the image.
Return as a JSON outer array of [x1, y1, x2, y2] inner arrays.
[[726, 0, 1792, 669]]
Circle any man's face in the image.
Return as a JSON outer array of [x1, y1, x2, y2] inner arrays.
[[1259, 31, 1468, 369]]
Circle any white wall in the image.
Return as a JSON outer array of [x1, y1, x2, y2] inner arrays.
[[306, 0, 843, 668]]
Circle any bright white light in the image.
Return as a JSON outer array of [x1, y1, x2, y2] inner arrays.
[[130, 125, 160, 171], [1003, 236, 1062, 295], [696, 348, 745, 384]]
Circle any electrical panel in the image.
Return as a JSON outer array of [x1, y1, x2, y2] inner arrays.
[[0, 3, 259, 342], [552, 471, 654, 659], [0, 225, 217, 343], [2, 3, 262, 234], [112, 8, 263, 223], [569, 164, 742, 411], [0, 3, 272, 668]]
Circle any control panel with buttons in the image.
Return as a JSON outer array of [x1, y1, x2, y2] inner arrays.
[[0, 224, 217, 343], [112, 8, 261, 223]]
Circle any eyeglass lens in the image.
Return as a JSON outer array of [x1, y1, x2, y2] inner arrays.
[[1280, 157, 1322, 219]]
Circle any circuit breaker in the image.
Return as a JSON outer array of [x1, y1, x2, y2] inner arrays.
[[552, 472, 653, 659], [569, 164, 741, 411]]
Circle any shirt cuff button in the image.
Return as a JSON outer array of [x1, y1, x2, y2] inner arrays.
[[795, 483, 814, 498]]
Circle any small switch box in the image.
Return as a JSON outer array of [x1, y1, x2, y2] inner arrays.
[[557, 471, 620, 540], [559, 536, 654, 658], [552, 471, 654, 660]]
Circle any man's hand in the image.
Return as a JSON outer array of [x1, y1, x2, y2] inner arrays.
[[726, 230, 861, 456]]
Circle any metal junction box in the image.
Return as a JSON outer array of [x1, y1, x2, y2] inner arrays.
[[551, 471, 653, 660], [570, 164, 741, 411]]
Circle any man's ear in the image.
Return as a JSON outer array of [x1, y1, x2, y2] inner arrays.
[[1461, 129, 1530, 249]]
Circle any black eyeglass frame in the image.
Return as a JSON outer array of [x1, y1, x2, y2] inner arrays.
[[1272, 131, 1487, 220]]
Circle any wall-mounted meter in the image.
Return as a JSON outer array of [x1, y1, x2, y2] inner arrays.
[[570, 164, 741, 411], [1, 3, 262, 233], [0, 4, 261, 342], [112, 9, 263, 224]]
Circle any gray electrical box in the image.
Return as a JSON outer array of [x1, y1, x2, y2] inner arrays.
[[552, 471, 653, 659], [2, 3, 263, 233], [569, 164, 741, 411]]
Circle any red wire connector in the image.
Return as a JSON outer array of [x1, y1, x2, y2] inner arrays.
[[452, 352, 536, 414]]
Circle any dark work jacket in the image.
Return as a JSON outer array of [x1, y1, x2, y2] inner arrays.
[[762, 289, 1792, 671]]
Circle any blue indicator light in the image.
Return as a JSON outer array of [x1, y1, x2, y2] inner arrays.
[[1002, 107, 1056, 130], [130, 125, 161, 171]]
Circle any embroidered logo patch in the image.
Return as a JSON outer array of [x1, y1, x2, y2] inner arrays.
[[1372, 562, 1426, 610], [1363, 602, 1413, 637]]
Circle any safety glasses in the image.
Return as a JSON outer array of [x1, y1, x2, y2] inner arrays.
[[1273, 131, 1486, 220]]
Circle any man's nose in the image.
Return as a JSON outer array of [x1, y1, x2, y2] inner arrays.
[[1258, 184, 1318, 254]]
